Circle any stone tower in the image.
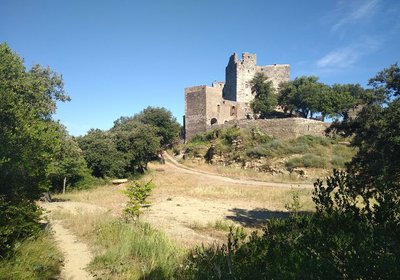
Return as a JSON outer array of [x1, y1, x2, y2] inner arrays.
[[223, 53, 290, 103]]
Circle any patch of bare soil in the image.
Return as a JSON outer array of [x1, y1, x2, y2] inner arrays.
[[140, 154, 313, 246]]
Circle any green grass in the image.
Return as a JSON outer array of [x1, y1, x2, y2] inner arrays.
[[0, 231, 62, 280], [182, 128, 355, 173], [286, 154, 328, 169], [188, 219, 237, 233], [51, 210, 184, 280], [91, 220, 183, 279]]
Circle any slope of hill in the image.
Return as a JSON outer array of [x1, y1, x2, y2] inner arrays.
[[176, 126, 355, 181]]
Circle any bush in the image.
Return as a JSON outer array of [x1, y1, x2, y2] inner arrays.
[[0, 231, 62, 280], [286, 154, 328, 169], [191, 129, 221, 143], [222, 127, 241, 144], [0, 198, 42, 257], [331, 155, 347, 168], [123, 180, 154, 220], [246, 146, 271, 158]]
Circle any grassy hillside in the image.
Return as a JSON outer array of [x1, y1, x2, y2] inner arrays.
[[177, 127, 355, 180], [0, 231, 62, 280]]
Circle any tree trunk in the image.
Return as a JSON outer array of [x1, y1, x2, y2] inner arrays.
[[62, 177, 67, 194]]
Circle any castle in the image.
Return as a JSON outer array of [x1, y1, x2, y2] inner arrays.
[[184, 52, 290, 140]]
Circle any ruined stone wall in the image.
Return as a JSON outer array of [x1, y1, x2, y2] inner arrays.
[[236, 53, 258, 103], [223, 52, 290, 103], [206, 98, 250, 130], [214, 118, 330, 139], [258, 64, 290, 89], [222, 53, 238, 101], [185, 86, 208, 140]]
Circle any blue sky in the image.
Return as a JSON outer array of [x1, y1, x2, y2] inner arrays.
[[1, 0, 399, 136]]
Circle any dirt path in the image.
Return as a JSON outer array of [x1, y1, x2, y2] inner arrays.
[[51, 220, 93, 280], [41, 202, 106, 280], [163, 152, 313, 189], [141, 157, 314, 246]]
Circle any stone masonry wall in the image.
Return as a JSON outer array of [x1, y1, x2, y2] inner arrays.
[[214, 118, 330, 139], [223, 53, 290, 103], [258, 64, 290, 89], [185, 86, 208, 140], [222, 53, 238, 101], [236, 53, 258, 103]]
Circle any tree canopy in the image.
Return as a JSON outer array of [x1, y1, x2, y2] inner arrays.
[[250, 73, 277, 118], [0, 43, 70, 256], [0, 43, 69, 201], [135, 106, 180, 148], [78, 106, 178, 177]]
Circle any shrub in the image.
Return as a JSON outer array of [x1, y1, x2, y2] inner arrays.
[[285, 154, 328, 169], [123, 180, 154, 220], [222, 127, 241, 144], [191, 129, 221, 143], [303, 154, 328, 168], [331, 155, 346, 168], [0, 198, 42, 257], [246, 146, 271, 158], [0, 231, 62, 280]]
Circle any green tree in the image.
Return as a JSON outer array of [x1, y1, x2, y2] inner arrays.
[[112, 120, 161, 174], [278, 81, 296, 116], [0, 43, 69, 201], [250, 73, 277, 118], [329, 83, 367, 120], [135, 106, 180, 147], [47, 125, 90, 193], [77, 129, 126, 178], [292, 76, 325, 118], [0, 43, 69, 256]]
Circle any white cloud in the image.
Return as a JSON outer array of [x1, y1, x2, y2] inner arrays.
[[316, 37, 381, 68], [331, 0, 380, 31], [317, 48, 358, 68]]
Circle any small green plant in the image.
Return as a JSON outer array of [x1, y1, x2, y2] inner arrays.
[[222, 126, 241, 144], [123, 180, 154, 221], [285, 190, 303, 218]]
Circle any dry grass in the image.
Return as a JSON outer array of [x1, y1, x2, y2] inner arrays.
[[52, 160, 316, 249], [49, 209, 184, 279], [180, 160, 321, 183], [55, 183, 127, 213], [182, 158, 336, 182], [149, 162, 315, 212]]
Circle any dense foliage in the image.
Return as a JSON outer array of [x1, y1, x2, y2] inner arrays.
[[181, 64, 400, 279], [78, 106, 179, 178], [0, 43, 72, 256], [136, 106, 181, 147], [123, 180, 155, 220], [0, 43, 68, 202], [252, 72, 372, 121], [250, 73, 277, 118], [47, 124, 90, 192]]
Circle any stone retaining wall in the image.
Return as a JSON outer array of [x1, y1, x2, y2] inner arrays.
[[213, 118, 330, 139]]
